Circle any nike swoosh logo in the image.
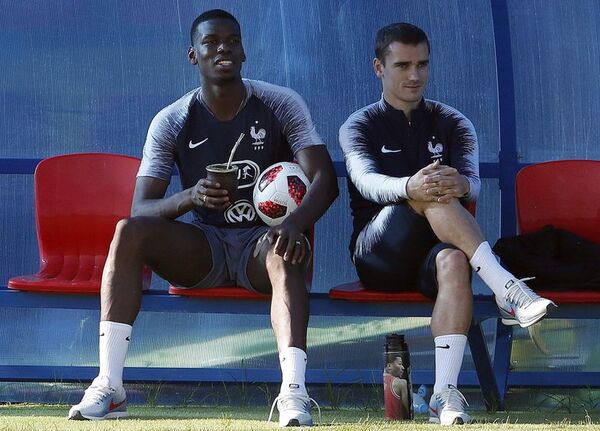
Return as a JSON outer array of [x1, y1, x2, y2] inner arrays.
[[435, 344, 450, 349], [499, 305, 516, 317], [109, 399, 126, 411], [381, 145, 402, 153], [189, 138, 208, 149]]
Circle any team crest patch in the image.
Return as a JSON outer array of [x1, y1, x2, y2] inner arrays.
[[427, 135, 444, 161], [250, 121, 266, 151]]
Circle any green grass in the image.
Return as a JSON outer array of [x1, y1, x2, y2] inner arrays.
[[1, 405, 600, 430]]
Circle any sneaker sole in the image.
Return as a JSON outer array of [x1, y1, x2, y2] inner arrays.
[[281, 418, 313, 427], [501, 303, 557, 328], [431, 416, 474, 426], [450, 417, 476, 425], [68, 410, 128, 421], [502, 313, 545, 328], [453, 417, 465, 425]]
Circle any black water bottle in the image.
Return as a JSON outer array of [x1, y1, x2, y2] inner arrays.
[[383, 333, 413, 420]]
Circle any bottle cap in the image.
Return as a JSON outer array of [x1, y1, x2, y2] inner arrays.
[[385, 333, 405, 352]]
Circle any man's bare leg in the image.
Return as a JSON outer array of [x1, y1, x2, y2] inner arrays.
[[247, 240, 310, 387], [101, 216, 214, 323], [247, 239, 313, 426], [411, 197, 554, 329], [431, 249, 471, 391], [428, 248, 474, 425], [70, 216, 215, 420], [100, 216, 215, 384], [409, 199, 483, 258], [431, 248, 472, 336], [409, 199, 519, 298]]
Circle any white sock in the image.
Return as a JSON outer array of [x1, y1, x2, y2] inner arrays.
[[434, 334, 467, 394], [469, 241, 515, 298], [279, 347, 307, 395], [98, 321, 132, 389]]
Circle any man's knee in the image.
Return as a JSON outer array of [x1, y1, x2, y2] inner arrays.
[[265, 248, 308, 280], [437, 248, 468, 269], [112, 216, 158, 251], [436, 248, 471, 291], [408, 197, 461, 216]]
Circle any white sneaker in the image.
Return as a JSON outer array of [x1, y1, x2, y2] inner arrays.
[[496, 278, 556, 328], [268, 391, 321, 427], [429, 385, 472, 425], [68, 376, 127, 420]]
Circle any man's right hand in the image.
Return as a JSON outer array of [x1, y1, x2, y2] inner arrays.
[[406, 161, 445, 202], [407, 160, 469, 203], [191, 178, 230, 210]]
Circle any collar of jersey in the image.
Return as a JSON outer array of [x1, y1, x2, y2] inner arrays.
[[380, 96, 427, 126]]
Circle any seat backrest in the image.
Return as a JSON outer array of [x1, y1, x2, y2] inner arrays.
[[515, 160, 600, 243], [34, 153, 140, 267]]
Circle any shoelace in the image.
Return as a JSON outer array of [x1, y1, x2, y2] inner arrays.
[[504, 277, 539, 308], [268, 392, 322, 425], [81, 383, 114, 406], [435, 386, 469, 413]]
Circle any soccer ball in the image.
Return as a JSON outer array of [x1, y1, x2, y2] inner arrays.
[[253, 162, 311, 226]]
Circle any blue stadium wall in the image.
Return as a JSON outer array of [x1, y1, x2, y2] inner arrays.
[[1, 0, 600, 394]]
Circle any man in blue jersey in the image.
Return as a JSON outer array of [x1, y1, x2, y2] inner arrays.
[[69, 9, 338, 427], [339, 23, 554, 425]]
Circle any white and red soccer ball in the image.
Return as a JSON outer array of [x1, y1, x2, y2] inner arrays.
[[253, 162, 311, 226]]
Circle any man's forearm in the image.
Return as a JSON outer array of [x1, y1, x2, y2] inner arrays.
[[132, 188, 195, 219], [345, 152, 410, 204]]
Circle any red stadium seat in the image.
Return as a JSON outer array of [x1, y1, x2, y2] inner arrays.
[[329, 281, 432, 302], [516, 160, 600, 302], [8, 153, 149, 294], [516, 160, 600, 243], [168, 285, 269, 300]]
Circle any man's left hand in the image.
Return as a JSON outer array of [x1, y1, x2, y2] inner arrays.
[[265, 217, 307, 265], [422, 163, 470, 203]]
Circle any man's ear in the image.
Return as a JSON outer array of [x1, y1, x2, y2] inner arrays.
[[373, 57, 384, 78], [188, 46, 198, 65]]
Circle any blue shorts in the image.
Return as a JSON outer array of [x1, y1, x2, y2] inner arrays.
[[353, 203, 457, 299], [172, 224, 269, 293]]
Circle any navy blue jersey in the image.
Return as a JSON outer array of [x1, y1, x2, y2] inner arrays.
[[339, 97, 480, 251], [138, 79, 324, 228]]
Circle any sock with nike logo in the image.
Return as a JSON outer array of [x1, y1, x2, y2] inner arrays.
[[469, 241, 515, 298], [98, 321, 132, 389], [434, 334, 467, 394], [279, 347, 308, 396]]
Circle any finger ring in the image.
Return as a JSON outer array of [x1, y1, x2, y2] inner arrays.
[[202, 194, 207, 203]]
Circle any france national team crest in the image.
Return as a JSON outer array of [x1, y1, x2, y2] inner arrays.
[[427, 135, 444, 161], [250, 121, 266, 151]]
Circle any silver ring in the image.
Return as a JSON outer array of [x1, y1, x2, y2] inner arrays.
[[202, 194, 207, 203]]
